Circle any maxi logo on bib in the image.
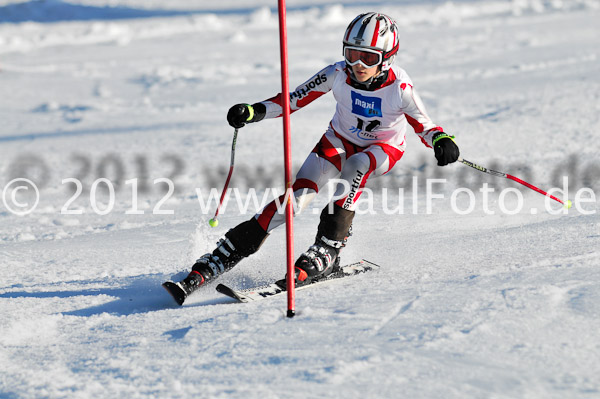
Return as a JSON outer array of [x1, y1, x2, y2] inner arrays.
[[351, 91, 382, 118]]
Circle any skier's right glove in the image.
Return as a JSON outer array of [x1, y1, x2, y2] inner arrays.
[[226, 103, 266, 129]]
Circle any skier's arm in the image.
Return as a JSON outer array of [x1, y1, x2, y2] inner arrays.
[[399, 83, 443, 148], [226, 64, 337, 128], [400, 83, 459, 165], [259, 64, 337, 119]]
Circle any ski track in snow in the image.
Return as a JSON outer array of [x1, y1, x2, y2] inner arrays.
[[1, 0, 600, 398]]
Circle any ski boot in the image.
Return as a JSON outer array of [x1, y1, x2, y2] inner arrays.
[[294, 236, 344, 285], [294, 204, 354, 285], [163, 217, 268, 305]]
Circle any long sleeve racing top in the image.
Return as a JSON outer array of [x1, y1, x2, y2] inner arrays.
[[258, 61, 444, 151]]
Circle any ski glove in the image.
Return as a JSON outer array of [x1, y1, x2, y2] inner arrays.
[[432, 132, 460, 166], [226, 103, 266, 129]]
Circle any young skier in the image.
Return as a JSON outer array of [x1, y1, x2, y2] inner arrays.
[[164, 12, 459, 304]]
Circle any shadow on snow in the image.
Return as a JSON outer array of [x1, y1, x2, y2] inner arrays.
[[0, 0, 200, 24], [0, 121, 203, 142], [0, 0, 403, 24], [0, 273, 230, 316]]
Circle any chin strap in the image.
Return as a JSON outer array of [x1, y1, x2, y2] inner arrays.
[[346, 68, 388, 91]]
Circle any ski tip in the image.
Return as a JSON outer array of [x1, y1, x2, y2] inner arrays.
[[162, 281, 186, 306], [215, 283, 249, 303], [215, 283, 228, 294], [360, 259, 381, 269]]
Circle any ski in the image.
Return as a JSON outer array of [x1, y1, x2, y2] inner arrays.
[[162, 281, 189, 306], [215, 259, 379, 303]]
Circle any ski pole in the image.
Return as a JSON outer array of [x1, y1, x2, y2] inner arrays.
[[209, 128, 239, 227], [458, 157, 572, 208]]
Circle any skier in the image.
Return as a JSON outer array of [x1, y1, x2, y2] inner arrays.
[[164, 12, 459, 304]]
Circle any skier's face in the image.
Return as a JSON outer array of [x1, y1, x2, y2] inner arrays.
[[351, 63, 381, 82]]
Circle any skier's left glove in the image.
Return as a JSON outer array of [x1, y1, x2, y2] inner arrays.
[[432, 132, 459, 166], [227, 103, 266, 129]]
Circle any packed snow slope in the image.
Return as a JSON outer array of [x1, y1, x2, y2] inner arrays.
[[1, 1, 600, 398]]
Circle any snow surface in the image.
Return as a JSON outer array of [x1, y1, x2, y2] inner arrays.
[[1, 0, 600, 398]]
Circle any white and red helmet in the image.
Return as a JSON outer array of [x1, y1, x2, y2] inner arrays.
[[343, 12, 399, 71]]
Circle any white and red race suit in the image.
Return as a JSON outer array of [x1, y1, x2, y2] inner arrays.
[[254, 61, 444, 232]]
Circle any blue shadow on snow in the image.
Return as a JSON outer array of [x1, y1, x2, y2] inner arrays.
[[0, 121, 203, 142], [0, 273, 229, 316], [0, 0, 198, 24], [0, 0, 400, 24]]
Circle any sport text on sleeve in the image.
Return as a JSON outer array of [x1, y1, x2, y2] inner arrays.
[[260, 64, 337, 119]]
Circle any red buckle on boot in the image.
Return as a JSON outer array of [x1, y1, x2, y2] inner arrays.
[[190, 270, 205, 285], [294, 267, 308, 282]]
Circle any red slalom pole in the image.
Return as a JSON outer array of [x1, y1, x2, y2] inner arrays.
[[277, 0, 296, 318]]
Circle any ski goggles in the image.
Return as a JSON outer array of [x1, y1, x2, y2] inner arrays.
[[344, 46, 383, 68]]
